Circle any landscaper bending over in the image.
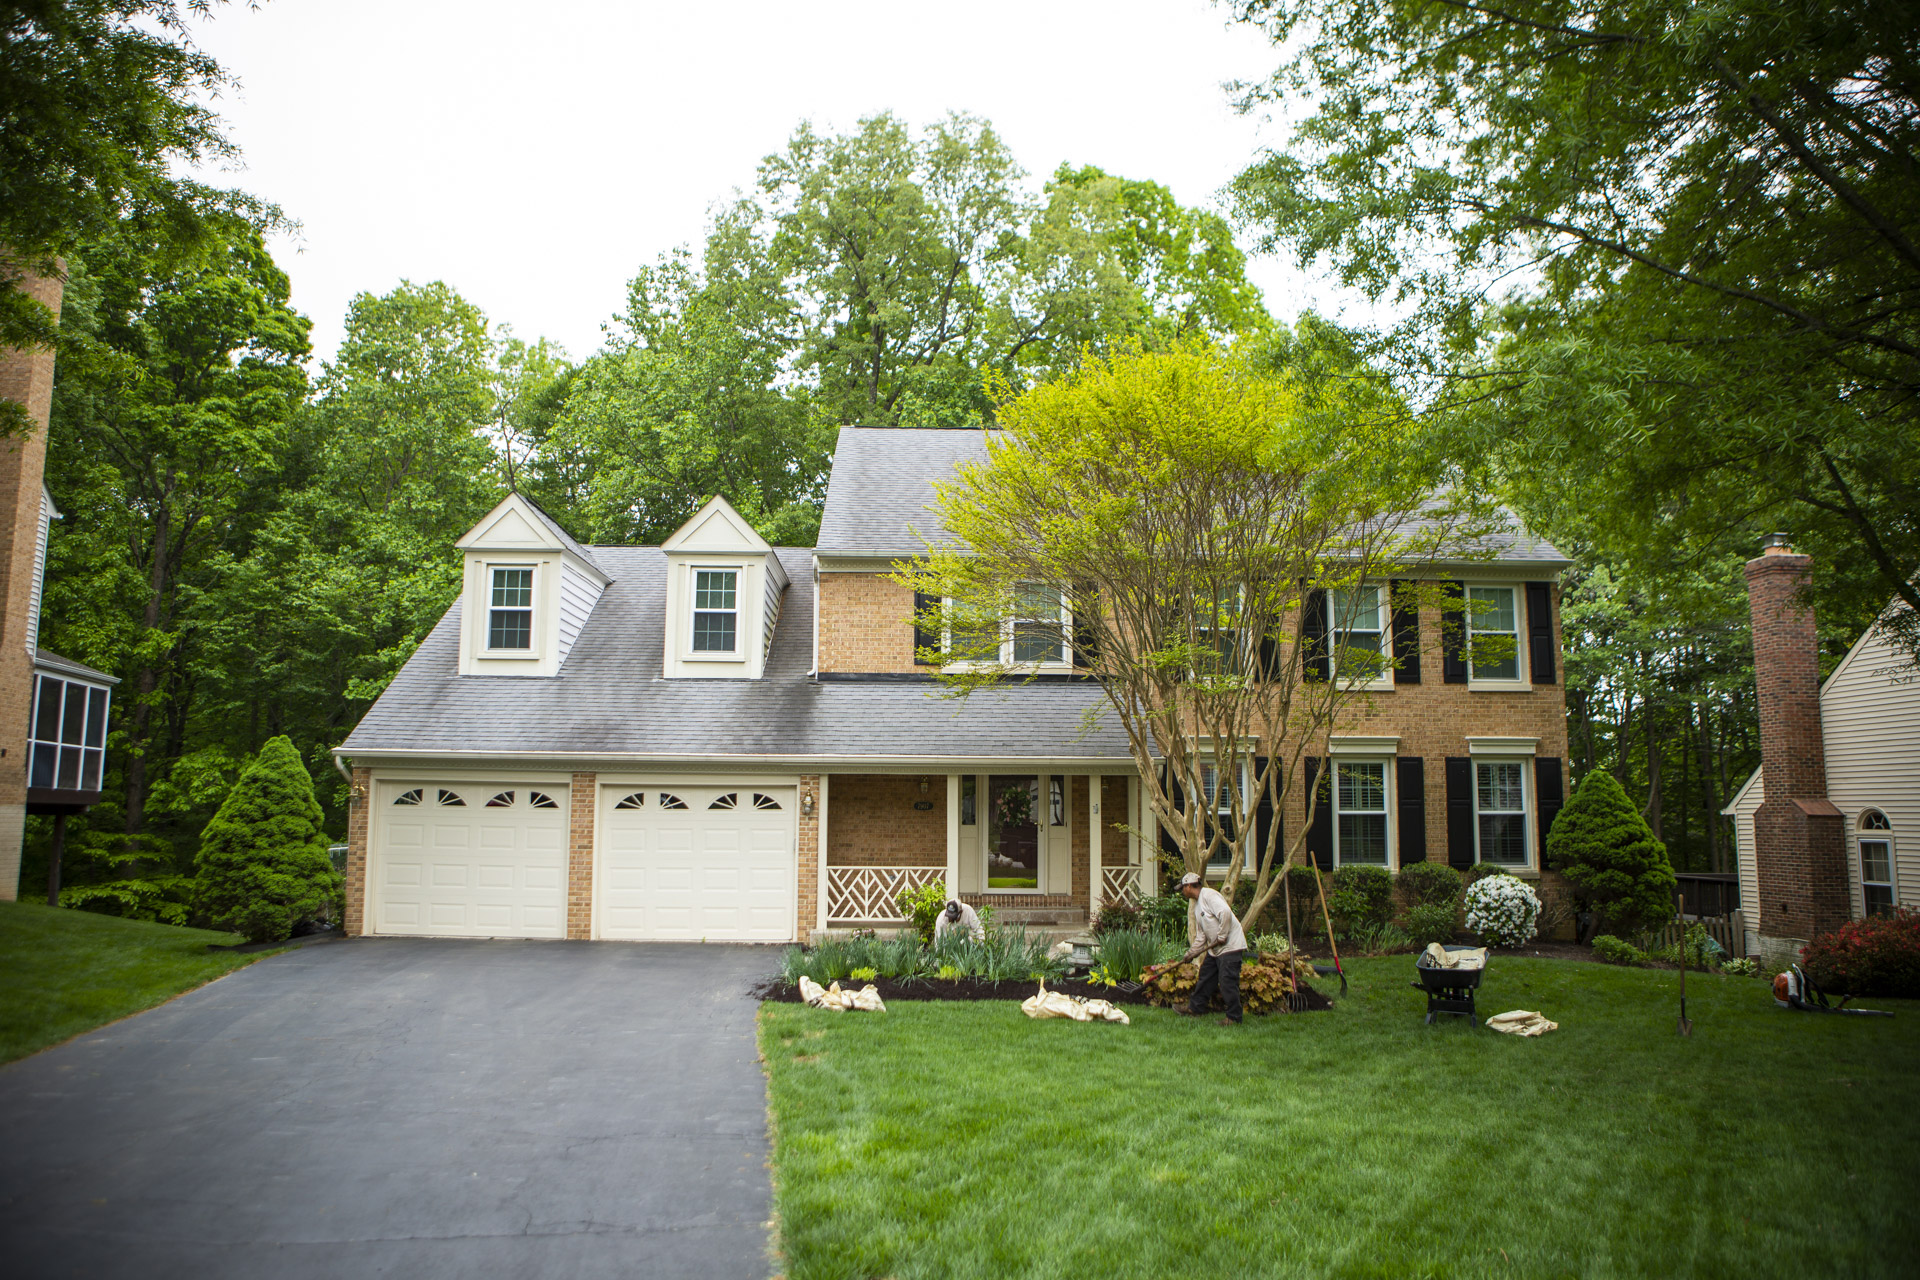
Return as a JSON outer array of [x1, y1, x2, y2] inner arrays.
[[1145, 872, 1248, 1024], [933, 898, 984, 943]]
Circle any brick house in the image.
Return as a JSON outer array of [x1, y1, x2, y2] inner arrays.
[[335, 426, 1573, 942], [1724, 537, 1918, 963], [0, 263, 117, 902]]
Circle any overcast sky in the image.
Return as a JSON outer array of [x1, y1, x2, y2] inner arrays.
[[181, 0, 1360, 367]]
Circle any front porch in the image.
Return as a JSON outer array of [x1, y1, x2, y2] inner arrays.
[[814, 772, 1154, 936]]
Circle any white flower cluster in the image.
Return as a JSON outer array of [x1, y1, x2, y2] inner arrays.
[[1463, 873, 1541, 947]]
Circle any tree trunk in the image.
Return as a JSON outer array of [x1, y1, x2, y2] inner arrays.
[[124, 496, 171, 837], [1644, 703, 1664, 843], [45, 813, 67, 907]]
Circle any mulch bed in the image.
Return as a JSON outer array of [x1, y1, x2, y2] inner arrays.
[[752, 974, 1334, 1012]]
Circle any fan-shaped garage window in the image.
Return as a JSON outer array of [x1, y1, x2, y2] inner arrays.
[[752, 793, 782, 811], [394, 788, 423, 806], [486, 791, 515, 808], [658, 792, 688, 810], [529, 791, 559, 809], [614, 792, 646, 810], [709, 792, 739, 810], [436, 789, 466, 807]]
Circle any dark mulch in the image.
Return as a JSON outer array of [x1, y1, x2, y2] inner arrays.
[[752, 974, 1334, 1013]]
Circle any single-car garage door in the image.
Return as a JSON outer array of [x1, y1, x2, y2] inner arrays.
[[598, 785, 796, 941], [373, 782, 569, 938]]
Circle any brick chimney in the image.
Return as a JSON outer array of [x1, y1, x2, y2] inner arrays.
[[0, 259, 62, 902], [1743, 534, 1848, 959]]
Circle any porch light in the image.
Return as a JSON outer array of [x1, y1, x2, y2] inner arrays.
[[801, 791, 815, 816], [919, 776, 929, 795]]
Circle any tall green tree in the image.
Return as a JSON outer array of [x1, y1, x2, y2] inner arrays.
[[1230, 0, 1920, 660]]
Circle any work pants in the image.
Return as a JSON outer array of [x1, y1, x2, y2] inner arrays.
[[1187, 948, 1246, 1022]]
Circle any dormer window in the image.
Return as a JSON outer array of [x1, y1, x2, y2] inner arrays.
[[692, 569, 739, 653], [488, 567, 534, 650]]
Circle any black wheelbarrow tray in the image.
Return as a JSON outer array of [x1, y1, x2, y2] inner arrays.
[[1413, 946, 1487, 1025]]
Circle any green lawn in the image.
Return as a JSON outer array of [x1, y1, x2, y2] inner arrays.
[[760, 955, 1920, 1279], [0, 900, 271, 1064]]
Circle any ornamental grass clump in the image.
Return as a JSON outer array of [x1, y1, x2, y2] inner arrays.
[[1463, 872, 1540, 948], [191, 735, 341, 944], [1092, 928, 1169, 983]]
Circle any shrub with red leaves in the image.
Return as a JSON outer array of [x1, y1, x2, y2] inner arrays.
[[1801, 908, 1920, 998]]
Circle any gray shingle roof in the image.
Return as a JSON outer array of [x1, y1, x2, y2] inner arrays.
[[815, 426, 990, 556], [339, 547, 1128, 762], [517, 491, 608, 577], [812, 424, 1566, 565]]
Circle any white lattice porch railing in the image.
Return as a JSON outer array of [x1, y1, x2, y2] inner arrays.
[[1101, 866, 1142, 906], [827, 866, 947, 923]]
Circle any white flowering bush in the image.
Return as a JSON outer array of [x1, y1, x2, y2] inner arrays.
[[1463, 873, 1541, 947]]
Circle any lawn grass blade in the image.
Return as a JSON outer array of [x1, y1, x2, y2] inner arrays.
[[1678, 895, 1693, 1037]]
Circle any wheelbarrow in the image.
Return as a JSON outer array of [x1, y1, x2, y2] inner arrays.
[[1413, 946, 1486, 1025]]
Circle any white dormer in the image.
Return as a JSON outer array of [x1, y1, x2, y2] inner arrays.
[[661, 495, 789, 680], [456, 492, 611, 677]]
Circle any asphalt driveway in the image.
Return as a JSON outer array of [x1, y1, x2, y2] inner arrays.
[[0, 938, 780, 1279]]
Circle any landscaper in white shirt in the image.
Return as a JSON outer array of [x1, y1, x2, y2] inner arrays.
[[1145, 871, 1249, 1024]]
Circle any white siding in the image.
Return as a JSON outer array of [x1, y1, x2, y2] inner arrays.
[[25, 490, 51, 655], [557, 559, 603, 666], [762, 570, 783, 662], [1726, 769, 1762, 951], [1819, 618, 1920, 914]]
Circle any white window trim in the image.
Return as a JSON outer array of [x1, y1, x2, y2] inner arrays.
[[685, 563, 744, 661], [1464, 582, 1530, 691], [1857, 810, 1896, 914], [483, 562, 540, 657], [1197, 755, 1252, 872], [1326, 584, 1394, 692], [1466, 736, 1538, 756], [941, 587, 1075, 674], [1330, 735, 1401, 756], [1471, 755, 1534, 869], [1332, 756, 1396, 870]]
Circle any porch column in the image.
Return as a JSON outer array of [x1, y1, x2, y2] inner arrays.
[[1131, 773, 1149, 898], [815, 774, 831, 934], [945, 774, 961, 901], [1089, 774, 1103, 921]]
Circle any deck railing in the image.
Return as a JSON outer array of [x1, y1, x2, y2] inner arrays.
[[826, 865, 946, 924]]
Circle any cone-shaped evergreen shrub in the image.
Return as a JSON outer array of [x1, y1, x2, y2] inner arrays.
[[1545, 771, 1677, 934], [193, 736, 342, 943]]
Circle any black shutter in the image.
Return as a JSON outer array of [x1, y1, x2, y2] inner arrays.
[[1445, 756, 1475, 869], [1072, 581, 1099, 667], [1158, 762, 1183, 862], [1525, 581, 1556, 685], [1391, 579, 1421, 684], [1535, 757, 1565, 868], [1396, 756, 1427, 865], [1302, 585, 1329, 681], [1256, 634, 1278, 681], [912, 591, 940, 666], [1252, 757, 1281, 877], [1304, 756, 1334, 870], [1440, 580, 1468, 684]]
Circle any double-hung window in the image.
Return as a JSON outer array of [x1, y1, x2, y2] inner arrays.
[[1474, 759, 1529, 865], [1193, 588, 1244, 677], [1011, 584, 1065, 664], [692, 569, 739, 653], [1199, 759, 1246, 869], [488, 567, 534, 650], [1466, 586, 1522, 681], [1329, 585, 1388, 685], [1334, 760, 1391, 867], [1859, 810, 1895, 915]]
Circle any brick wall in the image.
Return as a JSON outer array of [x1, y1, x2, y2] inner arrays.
[[827, 773, 945, 866], [1744, 546, 1849, 944], [567, 772, 595, 939], [1100, 775, 1131, 867], [1070, 775, 1088, 900], [343, 766, 371, 935], [0, 262, 60, 900], [817, 573, 920, 673], [797, 773, 820, 941]]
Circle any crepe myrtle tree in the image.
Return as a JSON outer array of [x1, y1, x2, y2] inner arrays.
[[895, 339, 1506, 931]]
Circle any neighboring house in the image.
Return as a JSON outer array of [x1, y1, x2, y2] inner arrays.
[[1725, 551, 1918, 959], [335, 426, 1573, 943], [0, 264, 116, 902]]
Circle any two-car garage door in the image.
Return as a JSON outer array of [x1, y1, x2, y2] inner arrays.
[[370, 780, 796, 941]]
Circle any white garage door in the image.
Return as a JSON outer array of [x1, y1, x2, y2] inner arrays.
[[373, 783, 569, 938], [598, 785, 796, 941]]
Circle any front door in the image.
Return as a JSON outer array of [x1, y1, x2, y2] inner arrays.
[[986, 775, 1041, 890]]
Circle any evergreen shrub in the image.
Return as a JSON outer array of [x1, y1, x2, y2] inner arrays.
[[1398, 862, 1463, 907], [1590, 934, 1645, 965], [1326, 865, 1394, 929], [1403, 901, 1458, 947], [1463, 873, 1541, 947], [191, 736, 341, 943], [1545, 771, 1678, 934]]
